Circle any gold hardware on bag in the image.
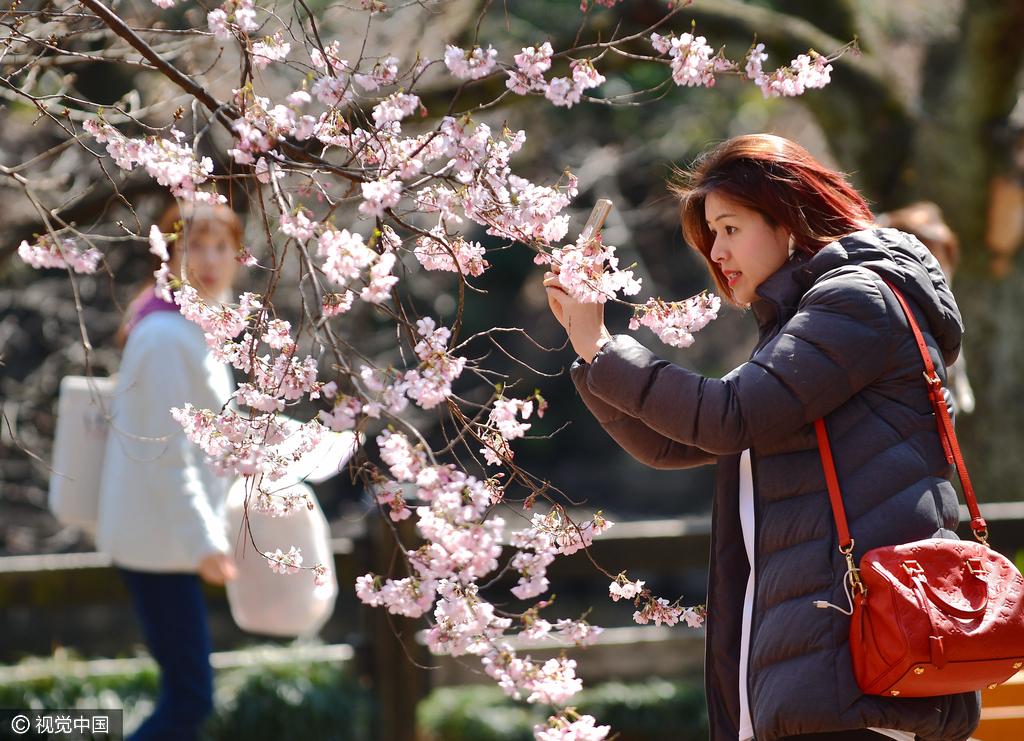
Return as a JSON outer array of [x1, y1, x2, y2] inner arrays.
[[902, 560, 924, 577], [989, 683, 999, 690], [840, 540, 866, 596], [890, 690, 900, 696], [1014, 661, 1023, 669], [913, 667, 925, 675], [966, 558, 987, 577]]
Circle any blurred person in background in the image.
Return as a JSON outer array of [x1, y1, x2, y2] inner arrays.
[[544, 134, 979, 741], [876, 202, 975, 414], [97, 201, 244, 741]]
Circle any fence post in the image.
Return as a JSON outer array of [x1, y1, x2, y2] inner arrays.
[[360, 506, 430, 741]]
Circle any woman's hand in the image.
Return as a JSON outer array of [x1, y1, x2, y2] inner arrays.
[[543, 267, 613, 363], [198, 551, 238, 586]]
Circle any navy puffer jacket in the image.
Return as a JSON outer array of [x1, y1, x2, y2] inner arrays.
[[570, 228, 981, 740]]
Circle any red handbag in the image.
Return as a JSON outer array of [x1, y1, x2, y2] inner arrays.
[[815, 279, 1024, 698]]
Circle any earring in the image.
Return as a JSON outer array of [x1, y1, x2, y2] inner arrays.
[[787, 234, 796, 258]]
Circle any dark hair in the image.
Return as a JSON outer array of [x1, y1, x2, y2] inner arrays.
[[668, 134, 874, 304], [116, 200, 244, 346]]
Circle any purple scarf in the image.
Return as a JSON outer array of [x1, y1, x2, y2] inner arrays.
[[124, 287, 179, 337]]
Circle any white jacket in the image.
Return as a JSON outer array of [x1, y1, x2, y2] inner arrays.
[[96, 311, 235, 572]]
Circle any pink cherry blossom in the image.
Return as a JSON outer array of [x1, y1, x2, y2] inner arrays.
[[745, 43, 834, 98], [251, 482, 314, 517], [377, 430, 427, 482], [322, 290, 355, 317], [18, 236, 102, 274], [312, 562, 330, 587], [415, 185, 465, 226], [360, 250, 399, 303], [413, 229, 489, 276], [514, 43, 554, 78], [264, 545, 303, 575], [410, 509, 504, 582], [426, 580, 512, 656], [488, 397, 534, 440], [650, 31, 736, 88], [403, 317, 466, 409], [549, 232, 641, 304], [279, 208, 318, 241], [207, 8, 231, 40], [251, 31, 291, 70], [359, 177, 403, 218], [632, 595, 684, 627], [554, 618, 603, 646], [535, 714, 610, 741], [318, 394, 362, 431], [317, 228, 376, 284], [310, 40, 348, 73], [355, 573, 438, 617], [235, 382, 285, 412], [608, 576, 645, 601], [261, 318, 293, 350], [148, 225, 169, 262], [444, 44, 498, 80], [627, 292, 721, 348], [374, 481, 413, 522], [371, 92, 421, 126], [354, 55, 400, 90], [83, 119, 219, 202]]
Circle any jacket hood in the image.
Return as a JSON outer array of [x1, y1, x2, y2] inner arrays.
[[754, 227, 963, 364]]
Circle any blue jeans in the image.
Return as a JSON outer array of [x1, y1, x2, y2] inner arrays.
[[117, 568, 214, 741]]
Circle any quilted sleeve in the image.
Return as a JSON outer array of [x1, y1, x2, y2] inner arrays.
[[579, 269, 896, 454]]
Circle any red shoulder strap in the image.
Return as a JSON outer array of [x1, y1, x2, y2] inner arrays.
[[815, 279, 988, 549]]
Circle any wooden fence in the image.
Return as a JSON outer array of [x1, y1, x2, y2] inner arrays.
[[3, 503, 1024, 740]]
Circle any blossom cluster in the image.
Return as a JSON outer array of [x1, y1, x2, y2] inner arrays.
[[444, 44, 498, 80], [479, 394, 543, 466], [207, 0, 260, 41], [628, 292, 722, 348], [82, 120, 221, 203], [18, 236, 102, 274], [745, 43, 834, 98], [264, 545, 303, 574], [650, 31, 736, 88], [534, 712, 611, 741], [546, 233, 642, 304], [414, 229, 489, 277]]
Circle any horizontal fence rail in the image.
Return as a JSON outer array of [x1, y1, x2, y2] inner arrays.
[[4, 504, 1024, 740]]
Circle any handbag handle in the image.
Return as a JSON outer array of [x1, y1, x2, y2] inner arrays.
[[814, 278, 989, 557]]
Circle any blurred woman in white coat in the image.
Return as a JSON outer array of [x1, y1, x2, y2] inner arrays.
[[97, 201, 243, 741]]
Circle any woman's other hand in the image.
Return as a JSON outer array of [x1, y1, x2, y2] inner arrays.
[[543, 267, 612, 363], [198, 551, 238, 586]]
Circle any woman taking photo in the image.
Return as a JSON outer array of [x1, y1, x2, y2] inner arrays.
[[544, 135, 980, 740], [97, 201, 244, 741]]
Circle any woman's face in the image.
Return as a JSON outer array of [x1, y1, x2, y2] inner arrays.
[[705, 190, 791, 306], [168, 219, 240, 302]]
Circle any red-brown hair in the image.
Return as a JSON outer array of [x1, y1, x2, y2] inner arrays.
[[116, 200, 244, 346], [669, 134, 874, 304]]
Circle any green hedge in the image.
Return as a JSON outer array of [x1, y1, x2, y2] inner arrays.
[[0, 652, 372, 741], [417, 678, 708, 741], [1, 652, 705, 741]]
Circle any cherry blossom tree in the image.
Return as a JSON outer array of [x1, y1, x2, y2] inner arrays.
[[3, 0, 847, 736]]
